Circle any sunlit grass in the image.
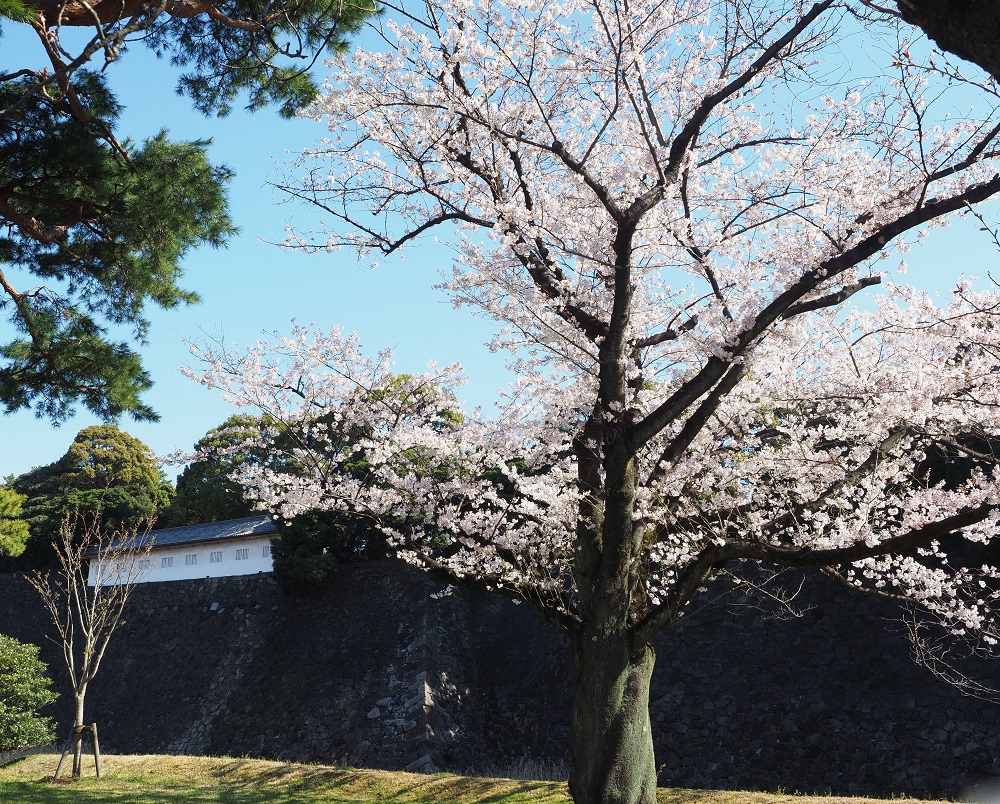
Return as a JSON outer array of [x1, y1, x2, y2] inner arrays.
[[0, 754, 952, 804]]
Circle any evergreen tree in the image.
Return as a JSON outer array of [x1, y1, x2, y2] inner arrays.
[[0, 71, 234, 423], [0, 487, 29, 558], [0, 0, 376, 422], [161, 414, 263, 527], [272, 508, 388, 592], [10, 424, 172, 566], [0, 634, 57, 752]]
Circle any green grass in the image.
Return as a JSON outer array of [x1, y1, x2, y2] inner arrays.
[[0, 754, 951, 804]]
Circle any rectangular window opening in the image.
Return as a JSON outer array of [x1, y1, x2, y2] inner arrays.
[[185, 554, 197, 566], [210, 551, 223, 564], [235, 548, 249, 561]]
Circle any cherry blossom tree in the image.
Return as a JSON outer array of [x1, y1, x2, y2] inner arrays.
[[187, 0, 1000, 801]]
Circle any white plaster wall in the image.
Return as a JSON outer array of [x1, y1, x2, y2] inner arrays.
[[89, 534, 275, 585]]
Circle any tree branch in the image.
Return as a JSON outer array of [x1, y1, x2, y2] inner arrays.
[[634, 501, 997, 644], [633, 316, 699, 349], [662, 1, 835, 184], [733, 502, 997, 568], [630, 171, 1000, 454], [781, 276, 883, 319], [646, 361, 746, 486]]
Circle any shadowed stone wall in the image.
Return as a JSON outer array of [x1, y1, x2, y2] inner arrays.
[[2, 561, 1000, 797]]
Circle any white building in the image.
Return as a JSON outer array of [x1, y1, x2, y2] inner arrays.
[[87, 515, 279, 585]]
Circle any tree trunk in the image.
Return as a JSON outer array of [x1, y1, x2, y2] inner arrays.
[[30, 0, 219, 27], [569, 631, 657, 804], [896, 0, 1000, 83], [71, 689, 86, 778]]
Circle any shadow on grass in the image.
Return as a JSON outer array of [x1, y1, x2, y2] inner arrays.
[[388, 775, 567, 804], [207, 758, 570, 803]]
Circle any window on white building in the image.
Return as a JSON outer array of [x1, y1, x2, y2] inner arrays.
[[262, 545, 271, 558], [137, 559, 151, 571], [185, 554, 197, 566], [210, 551, 223, 564], [161, 556, 173, 568], [235, 548, 249, 561]]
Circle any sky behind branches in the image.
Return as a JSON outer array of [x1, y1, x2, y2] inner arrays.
[[0, 12, 997, 482]]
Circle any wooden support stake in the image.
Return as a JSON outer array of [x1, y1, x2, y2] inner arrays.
[[91, 723, 102, 778], [53, 732, 73, 779]]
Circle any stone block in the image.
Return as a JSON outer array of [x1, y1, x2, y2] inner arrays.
[[405, 753, 435, 772]]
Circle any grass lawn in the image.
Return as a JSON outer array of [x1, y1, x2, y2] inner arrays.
[[0, 754, 952, 804]]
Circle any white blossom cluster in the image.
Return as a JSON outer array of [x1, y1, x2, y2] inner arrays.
[[192, 0, 1000, 635]]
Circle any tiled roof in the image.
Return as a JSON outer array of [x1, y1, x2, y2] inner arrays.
[[145, 515, 278, 549], [85, 515, 278, 555]]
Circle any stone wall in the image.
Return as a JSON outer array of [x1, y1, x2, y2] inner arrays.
[[3, 562, 1000, 797]]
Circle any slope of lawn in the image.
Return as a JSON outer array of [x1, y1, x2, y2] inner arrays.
[[0, 753, 953, 804]]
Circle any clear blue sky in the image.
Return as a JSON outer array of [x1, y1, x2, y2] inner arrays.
[[0, 16, 997, 481]]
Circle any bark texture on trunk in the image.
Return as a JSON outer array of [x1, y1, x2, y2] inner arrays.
[[29, 0, 217, 26], [569, 633, 657, 804], [897, 0, 1000, 81], [71, 691, 86, 778]]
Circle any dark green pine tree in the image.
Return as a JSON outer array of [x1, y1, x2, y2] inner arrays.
[[1, 0, 376, 423], [160, 414, 264, 527], [0, 71, 234, 423], [9, 424, 173, 566], [140, 0, 378, 119]]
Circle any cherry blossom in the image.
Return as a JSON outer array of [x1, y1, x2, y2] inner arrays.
[[188, 0, 1000, 801]]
